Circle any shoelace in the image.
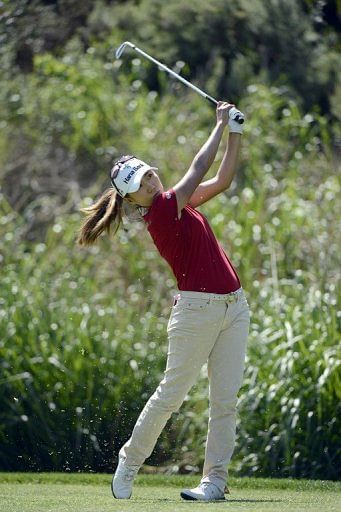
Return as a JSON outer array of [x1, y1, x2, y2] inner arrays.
[[200, 483, 218, 496], [123, 467, 139, 481], [200, 482, 226, 498]]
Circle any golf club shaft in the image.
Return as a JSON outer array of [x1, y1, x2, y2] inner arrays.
[[116, 42, 244, 122], [130, 45, 218, 105]]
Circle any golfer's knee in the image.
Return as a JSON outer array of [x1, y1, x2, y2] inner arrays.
[[210, 397, 238, 416], [151, 380, 187, 413]]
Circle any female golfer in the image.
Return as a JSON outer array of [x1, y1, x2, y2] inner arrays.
[[78, 102, 250, 501]]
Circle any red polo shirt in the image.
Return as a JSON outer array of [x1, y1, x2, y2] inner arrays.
[[143, 189, 240, 293]]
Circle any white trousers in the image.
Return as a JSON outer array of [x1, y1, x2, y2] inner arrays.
[[119, 287, 250, 492]]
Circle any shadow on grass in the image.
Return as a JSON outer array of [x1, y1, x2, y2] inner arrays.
[[228, 499, 283, 503], [136, 497, 283, 504]]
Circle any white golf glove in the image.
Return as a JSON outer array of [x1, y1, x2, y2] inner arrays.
[[228, 107, 244, 134]]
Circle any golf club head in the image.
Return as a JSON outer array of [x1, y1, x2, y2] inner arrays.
[[115, 41, 135, 59]]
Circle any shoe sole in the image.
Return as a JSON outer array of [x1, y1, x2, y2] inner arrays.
[[180, 491, 225, 501], [111, 476, 132, 499], [111, 476, 117, 498], [180, 491, 197, 501]]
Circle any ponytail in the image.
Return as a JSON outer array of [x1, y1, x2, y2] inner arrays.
[[77, 188, 124, 246]]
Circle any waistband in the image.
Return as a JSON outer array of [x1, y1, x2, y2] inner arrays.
[[175, 287, 244, 303]]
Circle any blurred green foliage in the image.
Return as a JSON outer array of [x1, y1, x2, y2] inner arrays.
[[0, 0, 340, 479]]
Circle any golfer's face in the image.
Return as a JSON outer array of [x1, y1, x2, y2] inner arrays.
[[128, 170, 163, 207]]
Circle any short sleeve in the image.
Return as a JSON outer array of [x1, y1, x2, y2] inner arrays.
[[143, 189, 179, 231]]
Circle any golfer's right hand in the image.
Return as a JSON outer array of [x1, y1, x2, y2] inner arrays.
[[216, 101, 234, 125]]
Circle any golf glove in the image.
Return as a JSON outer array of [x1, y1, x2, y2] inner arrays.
[[228, 107, 244, 134]]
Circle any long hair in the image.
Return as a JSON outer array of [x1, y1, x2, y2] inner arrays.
[[77, 188, 124, 246]]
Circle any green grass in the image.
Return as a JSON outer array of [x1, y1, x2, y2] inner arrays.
[[0, 474, 340, 512]]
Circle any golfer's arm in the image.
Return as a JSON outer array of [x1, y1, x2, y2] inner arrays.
[[174, 121, 225, 213], [188, 133, 241, 208]]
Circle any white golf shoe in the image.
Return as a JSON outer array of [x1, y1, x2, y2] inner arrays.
[[180, 482, 225, 501], [111, 456, 140, 499]]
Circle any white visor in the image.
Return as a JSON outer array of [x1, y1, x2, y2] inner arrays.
[[110, 157, 157, 197]]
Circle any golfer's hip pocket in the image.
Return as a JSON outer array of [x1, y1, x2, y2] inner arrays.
[[174, 297, 209, 312], [167, 298, 210, 333]]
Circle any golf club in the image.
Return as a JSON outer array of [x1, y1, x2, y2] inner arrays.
[[115, 41, 244, 124]]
